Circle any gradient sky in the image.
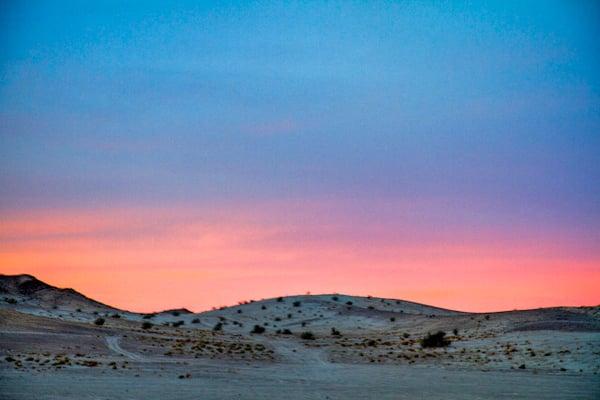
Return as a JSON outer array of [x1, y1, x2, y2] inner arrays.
[[1, 1, 599, 312]]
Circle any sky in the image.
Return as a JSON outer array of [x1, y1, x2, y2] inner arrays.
[[1, 1, 599, 312]]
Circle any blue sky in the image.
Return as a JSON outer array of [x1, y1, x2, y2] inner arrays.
[[0, 1, 599, 309]]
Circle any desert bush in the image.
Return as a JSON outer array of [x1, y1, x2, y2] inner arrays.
[[172, 320, 184, 327], [293, 301, 301, 307], [191, 318, 200, 324], [261, 305, 267, 310], [346, 301, 353, 305], [213, 322, 223, 331], [390, 317, 396, 322], [4, 298, 17, 304], [402, 332, 410, 338], [111, 313, 121, 319], [142, 313, 156, 319], [277, 297, 284, 302], [331, 327, 341, 336], [171, 311, 180, 316], [420, 331, 450, 348], [300, 331, 315, 340], [301, 321, 307, 327], [453, 328, 458, 336], [251, 325, 266, 334], [94, 317, 105, 326], [237, 309, 242, 314], [282, 329, 292, 335], [368, 306, 375, 310], [332, 296, 339, 301], [141, 321, 153, 330]]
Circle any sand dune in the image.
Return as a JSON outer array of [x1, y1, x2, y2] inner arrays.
[[1, 274, 599, 399]]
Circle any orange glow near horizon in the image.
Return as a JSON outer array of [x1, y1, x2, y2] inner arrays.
[[1, 201, 599, 313]]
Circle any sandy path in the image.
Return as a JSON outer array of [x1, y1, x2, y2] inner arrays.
[[105, 335, 146, 362]]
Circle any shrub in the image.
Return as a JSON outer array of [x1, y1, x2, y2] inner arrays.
[[368, 306, 375, 310], [143, 313, 155, 319], [403, 332, 410, 338], [282, 329, 292, 335], [331, 327, 341, 336], [191, 318, 200, 324], [237, 309, 242, 314], [251, 325, 266, 334], [332, 296, 339, 301], [300, 331, 315, 340], [111, 313, 121, 319], [213, 322, 223, 331], [420, 331, 450, 348], [94, 318, 105, 326], [276, 297, 284, 302], [141, 322, 153, 330], [453, 328, 458, 336], [4, 298, 17, 304], [261, 305, 267, 310], [293, 301, 301, 307], [346, 301, 353, 305], [390, 317, 396, 322], [171, 311, 180, 316], [172, 321, 184, 327]]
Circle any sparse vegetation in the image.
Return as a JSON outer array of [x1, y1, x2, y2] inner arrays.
[[300, 331, 315, 340], [282, 329, 292, 335], [277, 297, 284, 302], [4, 298, 17, 304], [390, 317, 396, 322], [293, 301, 301, 307], [453, 328, 458, 336], [191, 318, 200, 324], [94, 317, 105, 326], [420, 331, 450, 348], [331, 327, 341, 336], [346, 301, 353, 305], [213, 322, 223, 331], [111, 313, 121, 319], [142, 313, 156, 319], [172, 320, 184, 327], [171, 311, 180, 316], [332, 296, 339, 301], [141, 321, 153, 330], [251, 325, 266, 334]]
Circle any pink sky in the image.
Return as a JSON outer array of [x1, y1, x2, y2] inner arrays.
[[1, 198, 598, 313]]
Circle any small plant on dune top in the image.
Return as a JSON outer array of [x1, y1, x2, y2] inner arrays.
[[293, 301, 301, 307], [94, 317, 105, 326], [191, 318, 200, 324], [251, 325, 266, 334], [171, 311, 180, 316], [142, 313, 155, 319], [332, 296, 339, 301], [111, 313, 121, 319], [141, 321, 153, 330], [213, 322, 223, 331], [300, 331, 315, 340], [420, 331, 450, 348], [277, 297, 284, 302]]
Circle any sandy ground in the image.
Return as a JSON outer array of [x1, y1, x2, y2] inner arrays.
[[1, 276, 599, 399]]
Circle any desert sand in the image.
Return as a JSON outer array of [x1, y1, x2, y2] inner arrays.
[[1, 274, 599, 399]]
